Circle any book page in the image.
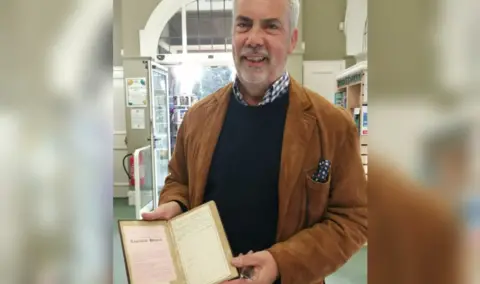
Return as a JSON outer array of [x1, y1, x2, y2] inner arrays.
[[170, 204, 231, 284], [121, 223, 177, 284]]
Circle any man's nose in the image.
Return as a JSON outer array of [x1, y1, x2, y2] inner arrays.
[[245, 27, 264, 48]]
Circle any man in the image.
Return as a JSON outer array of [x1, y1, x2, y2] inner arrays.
[[143, 0, 367, 283]]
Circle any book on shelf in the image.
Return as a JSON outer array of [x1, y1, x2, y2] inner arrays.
[[334, 91, 347, 108], [360, 105, 368, 135], [118, 201, 239, 284], [353, 107, 361, 134], [173, 95, 192, 107]]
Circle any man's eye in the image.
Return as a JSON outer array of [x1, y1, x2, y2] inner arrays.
[[268, 24, 279, 29], [237, 23, 247, 28]]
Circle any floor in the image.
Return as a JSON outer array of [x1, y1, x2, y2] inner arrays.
[[113, 198, 367, 284]]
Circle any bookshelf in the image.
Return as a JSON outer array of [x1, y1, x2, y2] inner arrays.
[[335, 61, 368, 178], [170, 94, 199, 154]]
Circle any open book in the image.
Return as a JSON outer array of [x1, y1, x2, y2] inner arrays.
[[118, 201, 239, 284]]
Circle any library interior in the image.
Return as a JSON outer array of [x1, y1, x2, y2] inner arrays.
[[113, 0, 368, 283]]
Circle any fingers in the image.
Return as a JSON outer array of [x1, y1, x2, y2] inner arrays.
[[232, 253, 245, 267], [232, 251, 260, 267], [233, 251, 252, 261]]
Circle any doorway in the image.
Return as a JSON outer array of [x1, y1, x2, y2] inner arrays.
[[303, 60, 346, 103]]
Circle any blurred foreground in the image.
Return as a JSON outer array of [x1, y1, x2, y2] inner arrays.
[[369, 0, 479, 282]]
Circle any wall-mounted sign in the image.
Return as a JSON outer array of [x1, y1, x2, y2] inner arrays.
[[126, 78, 147, 107], [131, 109, 146, 129]]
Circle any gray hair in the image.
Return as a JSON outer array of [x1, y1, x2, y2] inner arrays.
[[232, 0, 300, 32]]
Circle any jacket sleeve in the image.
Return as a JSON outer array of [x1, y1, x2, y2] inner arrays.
[[268, 122, 367, 284], [158, 112, 190, 210]]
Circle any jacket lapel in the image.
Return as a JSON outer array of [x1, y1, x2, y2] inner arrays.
[[191, 84, 232, 207], [276, 79, 316, 240]]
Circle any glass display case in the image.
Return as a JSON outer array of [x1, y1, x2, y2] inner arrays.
[[150, 66, 171, 207], [122, 57, 173, 216]]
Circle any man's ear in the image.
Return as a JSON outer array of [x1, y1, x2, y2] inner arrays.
[[288, 28, 299, 54]]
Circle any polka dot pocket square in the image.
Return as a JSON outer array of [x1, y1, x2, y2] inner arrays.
[[311, 159, 331, 183]]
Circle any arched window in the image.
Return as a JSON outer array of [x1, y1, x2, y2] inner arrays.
[[158, 0, 233, 54]]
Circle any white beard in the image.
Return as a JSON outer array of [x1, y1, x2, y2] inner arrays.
[[238, 65, 269, 85]]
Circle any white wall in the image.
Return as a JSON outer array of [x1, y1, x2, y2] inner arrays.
[[113, 67, 130, 197], [287, 54, 304, 84], [435, 0, 479, 95], [344, 0, 367, 57]]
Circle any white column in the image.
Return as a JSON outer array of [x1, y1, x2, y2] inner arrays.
[[181, 4, 188, 55]]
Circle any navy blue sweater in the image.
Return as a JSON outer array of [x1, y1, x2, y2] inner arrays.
[[203, 91, 289, 257]]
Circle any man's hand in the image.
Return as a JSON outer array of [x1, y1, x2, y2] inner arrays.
[[141, 201, 182, 220], [225, 251, 279, 284]]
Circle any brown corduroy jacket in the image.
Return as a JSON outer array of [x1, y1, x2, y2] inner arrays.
[[159, 78, 368, 284]]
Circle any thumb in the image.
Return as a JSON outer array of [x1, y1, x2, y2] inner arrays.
[[141, 208, 166, 220], [232, 251, 261, 267]]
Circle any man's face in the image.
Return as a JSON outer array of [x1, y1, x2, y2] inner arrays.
[[232, 0, 298, 88]]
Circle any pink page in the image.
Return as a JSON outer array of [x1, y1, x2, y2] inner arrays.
[[123, 224, 177, 284]]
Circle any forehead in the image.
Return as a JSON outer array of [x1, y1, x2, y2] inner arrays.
[[234, 0, 289, 21]]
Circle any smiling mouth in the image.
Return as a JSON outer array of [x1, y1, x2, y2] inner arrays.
[[242, 56, 268, 63]]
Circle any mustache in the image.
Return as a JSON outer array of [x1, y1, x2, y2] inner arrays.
[[240, 47, 269, 57]]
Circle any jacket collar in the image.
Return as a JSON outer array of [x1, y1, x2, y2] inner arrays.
[[232, 72, 290, 106], [211, 77, 312, 111]]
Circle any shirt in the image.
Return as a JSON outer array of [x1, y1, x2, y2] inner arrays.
[[232, 72, 290, 106]]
